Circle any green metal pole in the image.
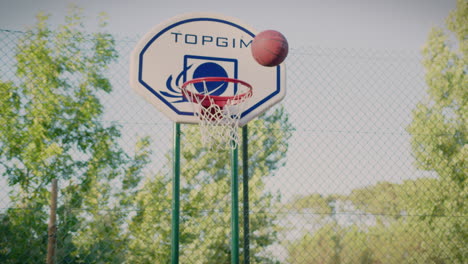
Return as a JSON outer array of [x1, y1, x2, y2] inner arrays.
[[171, 123, 181, 264], [242, 126, 250, 264], [231, 140, 239, 264]]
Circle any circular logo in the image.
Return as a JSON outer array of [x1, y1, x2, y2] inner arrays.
[[193, 62, 228, 95]]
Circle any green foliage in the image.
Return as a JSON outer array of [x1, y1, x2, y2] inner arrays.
[[0, 209, 48, 264], [406, 0, 467, 262], [126, 174, 173, 263], [408, 0, 466, 185], [349, 182, 400, 217], [287, 223, 344, 264], [128, 106, 293, 263], [339, 226, 373, 264], [285, 178, 461, 263], [286, 193, 332, 215], [0, 6, 150, 263]]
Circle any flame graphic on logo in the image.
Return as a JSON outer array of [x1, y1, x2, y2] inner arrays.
[[160, 65, 193, 103]]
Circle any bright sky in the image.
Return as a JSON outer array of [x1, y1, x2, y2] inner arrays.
[[0, 0, 455, 49]]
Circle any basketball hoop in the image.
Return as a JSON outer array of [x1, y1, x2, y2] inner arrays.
[[181, 77, 253, 149]]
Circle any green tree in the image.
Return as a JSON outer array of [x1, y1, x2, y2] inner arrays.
[[345, 179, 445, 263], [127, 107, 293, 263], [287, 223, 344, 264], [286, 193, 333, 215], [0, 7, 150, 263], [348, 182, 405, 219], [285, 178, 452, 263], [339, 226, 374, 264], [407, 0, 467, 262]]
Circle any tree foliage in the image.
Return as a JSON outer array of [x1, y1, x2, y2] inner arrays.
[[406, 0, 467, 262], [0, 7, 150, 263], [285, 177, 461, 263]]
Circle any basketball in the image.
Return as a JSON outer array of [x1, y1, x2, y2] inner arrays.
[[251, 30, 289, 67]]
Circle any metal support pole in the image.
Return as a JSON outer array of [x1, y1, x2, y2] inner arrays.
[[231, 140, 239, 264], [171, 123, 181, 264], [47, 179, 58, 264], [242, 126, 250, 264]]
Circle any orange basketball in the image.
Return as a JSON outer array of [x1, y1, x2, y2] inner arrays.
[[251, 30, 289, 67]]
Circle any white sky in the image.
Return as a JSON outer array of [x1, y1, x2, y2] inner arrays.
[[0, 0, 455, 49]]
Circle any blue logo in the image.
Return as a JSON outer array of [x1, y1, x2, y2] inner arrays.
[[192, 62, 228, 95], [160, 55, 238, 103]]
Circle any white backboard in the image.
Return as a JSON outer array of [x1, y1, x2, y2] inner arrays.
[[130, 13, 286, 126]]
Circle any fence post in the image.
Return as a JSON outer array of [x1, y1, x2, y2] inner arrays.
[[47, 179, 58, 264], [231, 140, 239, 264], [242, 126, 250, 264], [171, 123, 181, 264]]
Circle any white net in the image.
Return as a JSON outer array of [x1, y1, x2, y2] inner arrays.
[[181, 78, 252, 150]]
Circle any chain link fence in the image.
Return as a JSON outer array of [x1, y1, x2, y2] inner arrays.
[[0, 28, 465, 264]]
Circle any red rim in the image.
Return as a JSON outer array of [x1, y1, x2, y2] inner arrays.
[[181, 77, 252, 106]]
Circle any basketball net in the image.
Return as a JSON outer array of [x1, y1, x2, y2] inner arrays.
[[181, 77, 252, 150]]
